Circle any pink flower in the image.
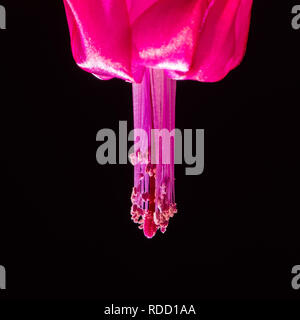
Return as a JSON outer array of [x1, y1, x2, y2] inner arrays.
[[63, 0, 253, 239], [63, 0, 253, 83]]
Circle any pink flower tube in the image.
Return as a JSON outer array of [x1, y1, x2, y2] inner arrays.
[[63, 0, 253, 238]]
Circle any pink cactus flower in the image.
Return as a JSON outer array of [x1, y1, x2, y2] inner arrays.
[[63, 0, 253, 238]]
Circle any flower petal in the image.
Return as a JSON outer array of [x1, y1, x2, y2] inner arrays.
[[132, 0, 253, 82], [132, 0, 211, 74], [170, 0, 253, 82], [63, 0, 133, 81], [126, 0, 159, 24]]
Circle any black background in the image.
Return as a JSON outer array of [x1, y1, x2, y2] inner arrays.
[[0, 0, 299, 300]]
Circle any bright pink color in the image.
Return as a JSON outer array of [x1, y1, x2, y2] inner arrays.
[[62, 0, 253, 238], [63, 0, 253, 83], [130, 69, 177, 238]]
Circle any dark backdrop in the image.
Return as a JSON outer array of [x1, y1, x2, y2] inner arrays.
[[1, 0, 299, 300]]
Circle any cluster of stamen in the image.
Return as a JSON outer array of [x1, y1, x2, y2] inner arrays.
[[130, 151, 177, 238], [154, 184, 177, 234]]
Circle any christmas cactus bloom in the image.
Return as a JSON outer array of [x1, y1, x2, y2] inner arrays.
[[63, 0, 253, 238]]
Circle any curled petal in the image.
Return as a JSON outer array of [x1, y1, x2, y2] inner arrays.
[[63, 0, 134, 81], [169, 0, 254, 82]]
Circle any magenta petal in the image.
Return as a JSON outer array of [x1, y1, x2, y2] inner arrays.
[[63, 0, 133, 82], [173, 0, 254, 82], [126, 0, 159, 24], [132, 0, 212, 73], [132, 0, 253, 82]]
